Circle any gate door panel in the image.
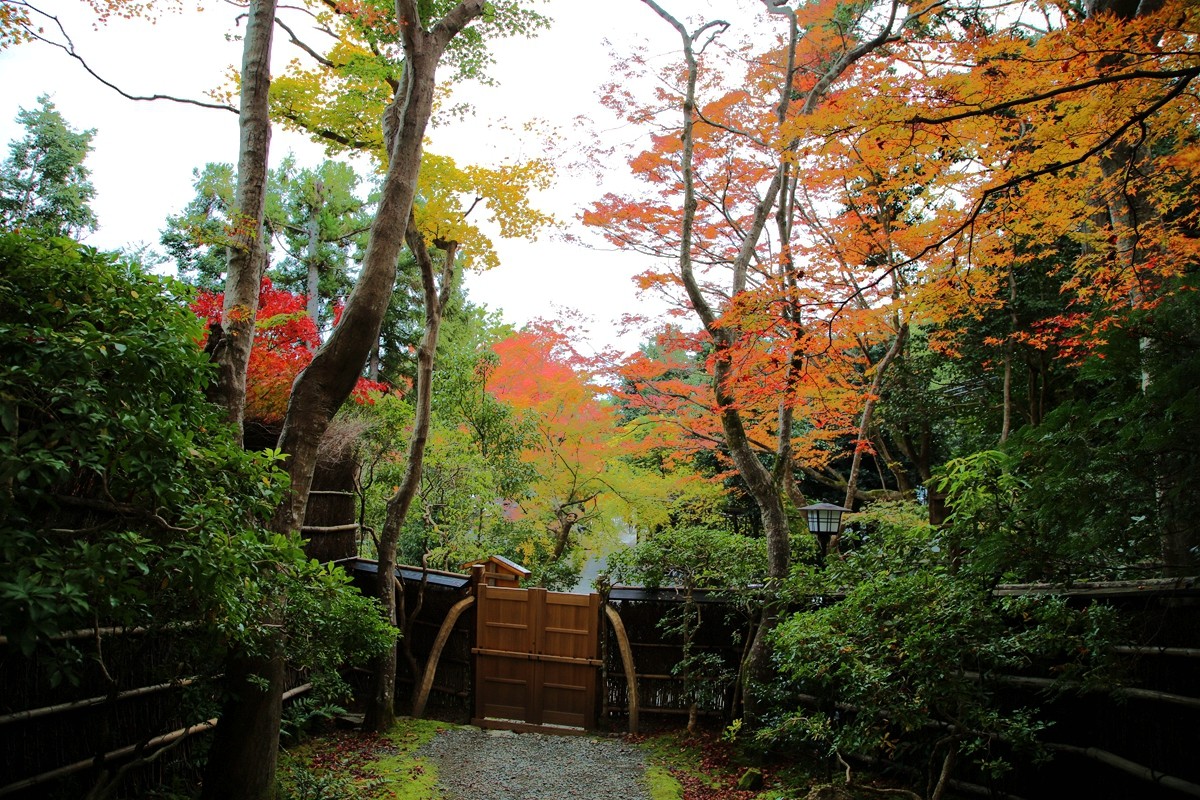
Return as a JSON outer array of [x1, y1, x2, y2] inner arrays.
[[474, 585, 535, 723], [539, 591, 600, 727], [473, 585, 600, 730]]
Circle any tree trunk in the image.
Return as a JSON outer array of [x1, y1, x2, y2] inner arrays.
[[364, 226, 457, 731], [1086, 0, 1194, 575], [640, 0, 902, 722], [200, 650, 285, 800], [272, 2, 485, 536], [201, 2, 484, 789], [305, 180, 323, 330], [1000, 269, 1016, 443], [201, 1, 279, 797], [206, 0, 276, 440], [364, 532, 400, 730], [929, 742, 958, 800], [843, 321, 908, 511]]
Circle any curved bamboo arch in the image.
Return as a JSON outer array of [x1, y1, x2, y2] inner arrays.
[[412, 594, 475, 719], [604, 603, 639, 734]]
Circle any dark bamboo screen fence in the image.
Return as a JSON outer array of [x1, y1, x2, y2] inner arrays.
[[0, 625, 314, 799], [0, 429, 359, 799], [4, 562, 1196, 800], [599, 579, 1200, 800]]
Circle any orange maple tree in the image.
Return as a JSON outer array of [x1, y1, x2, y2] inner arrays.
[[485, 323, 626, 563], [483, 322, 718, 569], [590, 0, 1200, 516]]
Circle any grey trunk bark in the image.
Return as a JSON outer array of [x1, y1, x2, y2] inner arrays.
[[306, 207, 321, 330], [207, 0, 276, 440], [201, 0, 279, 797], [273, 3, 485, 536], [365, 226, 457, 731]]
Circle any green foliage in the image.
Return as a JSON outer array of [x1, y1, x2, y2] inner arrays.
[[607, 526, 767, 593], [159, 162, 236, 289], [0, 231, 393, 690], [609, 527, 766, 718], [278, 556, 398, 700], [0, 95, 97, 237], [933, 276, 1200, 582], [378, 1, 551, 87], [279, 762, 380, 800], [349, 307, 539, 573], [266, 155, 374, 329], [0, 233, 273, 657], [162, 157, 373, 316], [767, 503, 1122, 790], [280, 696, 348, 744]]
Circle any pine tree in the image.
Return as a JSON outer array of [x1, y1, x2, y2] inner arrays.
[[0, 95, 97, 237]]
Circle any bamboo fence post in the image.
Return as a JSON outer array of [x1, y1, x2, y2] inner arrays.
[[604, 603, 639, 734], [412, 595, 475, 719]]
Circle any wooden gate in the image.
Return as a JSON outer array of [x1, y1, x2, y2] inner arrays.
[[472, 584, 601, 731]]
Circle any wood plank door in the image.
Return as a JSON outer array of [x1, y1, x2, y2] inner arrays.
[[473, 585, 600, 731]]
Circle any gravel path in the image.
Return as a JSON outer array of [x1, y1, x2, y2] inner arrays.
[[415, 726, 651, 800]]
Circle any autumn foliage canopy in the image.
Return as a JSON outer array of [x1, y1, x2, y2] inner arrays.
[[192, 278, 388, 424]]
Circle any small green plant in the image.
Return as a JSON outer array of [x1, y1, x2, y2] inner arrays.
[[279, 761, 384, 800], [280, 696, 347, 744]]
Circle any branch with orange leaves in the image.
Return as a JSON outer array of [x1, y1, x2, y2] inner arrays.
[[823, 66, 1200, 321], [906, 66, 1200, 126]]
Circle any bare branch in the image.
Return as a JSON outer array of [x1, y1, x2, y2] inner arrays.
[[694, 106, 768, 148], [274, 16, 334, 67], [21, 4, 236, 113], [904, 70, 1199, 279], [276, 108, 377, 150], [54, 495, 197, 533]]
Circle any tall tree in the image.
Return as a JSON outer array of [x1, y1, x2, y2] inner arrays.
[[0, 95, 97, 237], [598, 0, 935, 718], [266, 156, 372, 332], [160, 162, 238, 290], [196, 0, 282, 795], [202, 0, 278, 443], [489, 325, 654, 578], [247, 0, 551, 733], [268, 0, 551, 532], [364, 225, 458, 730], [163, 157, 374, 331]]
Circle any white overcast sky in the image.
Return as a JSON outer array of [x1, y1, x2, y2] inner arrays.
[[0, 0, 759, 353]]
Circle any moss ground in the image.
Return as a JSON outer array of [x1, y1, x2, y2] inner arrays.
[[629, 727, 896, 800], [279, 717, 446, 800]]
